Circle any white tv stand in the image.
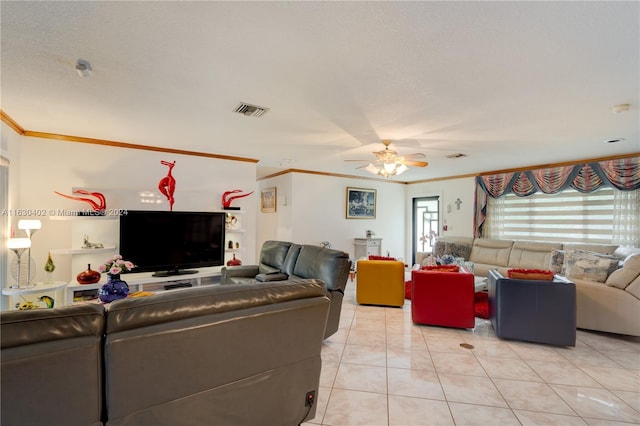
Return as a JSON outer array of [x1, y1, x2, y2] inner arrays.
[[66, 266, 222, 305]]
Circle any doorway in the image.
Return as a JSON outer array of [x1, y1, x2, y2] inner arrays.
[[412, 196, 439, 265]]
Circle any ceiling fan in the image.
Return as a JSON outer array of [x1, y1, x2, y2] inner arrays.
[[345, 140, 428, 177]]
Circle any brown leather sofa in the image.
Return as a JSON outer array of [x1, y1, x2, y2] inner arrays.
[[220, 240, 351, 338], [1, 281, 330, 426]]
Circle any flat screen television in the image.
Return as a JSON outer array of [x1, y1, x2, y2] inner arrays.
[[119, 210, 226, 277]]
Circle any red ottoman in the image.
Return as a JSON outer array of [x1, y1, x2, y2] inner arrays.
[[411, 268, 475, 328]]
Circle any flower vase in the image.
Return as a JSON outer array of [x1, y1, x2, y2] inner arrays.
[[99, 274, 130, 303]]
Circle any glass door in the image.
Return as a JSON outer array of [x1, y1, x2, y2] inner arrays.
[[412, 196, 439, 264]]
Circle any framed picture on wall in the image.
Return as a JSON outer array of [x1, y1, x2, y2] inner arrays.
[[346, 187, 376, 219], [261, 187, 277, 213]]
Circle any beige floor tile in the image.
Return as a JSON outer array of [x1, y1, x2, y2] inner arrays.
[[386, 331, 428, 351], [558, 346, 625, 369], [320, 361, 339, 388], [333, 363, 387, 394], [507, 341, 568, 362], [387, 367, 445, 400], [430, 351, 487, 377], [579, 365, 640, 392], [513, 410, 589, 425], [449, 402, 520, 425], [321, 341, 345, 364], [600, 350, 640, 369], [526, 359, 602, 387], [386, 347, 434, 371], [341, 344, 387, 367], [610, 390, 640, 412], [438, 373, 508, 407], [322, 388, 388, 426], [324, 292, 640, 426], [424, 335, 473, 353], [346, 328, 387, 348], [388, 395, 453, 426], [477, 356, 542, 381], [492, 378, 576, 415], [551, 384, 640, 423]]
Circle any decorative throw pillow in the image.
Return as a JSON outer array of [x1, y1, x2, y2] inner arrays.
[[625, 275, 640, 300], [549, 249, 565, 275], [444, 242, 472, 260], [563, 249, 619, 283], [606, 253, 640, 289]]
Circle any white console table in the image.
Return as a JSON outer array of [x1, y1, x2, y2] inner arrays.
[[65, 267, 222, 305], [353, 238, 382, 259]]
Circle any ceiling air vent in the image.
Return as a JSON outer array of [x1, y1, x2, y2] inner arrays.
[[446, 153, 467, 159], [233, 102, 269, 117]]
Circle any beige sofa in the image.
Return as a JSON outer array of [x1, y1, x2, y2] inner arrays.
[[432, 236, 640, 337]]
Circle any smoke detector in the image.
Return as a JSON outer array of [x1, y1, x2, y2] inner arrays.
[[233, 102, 269, 117], [75, 59, 92, 77]]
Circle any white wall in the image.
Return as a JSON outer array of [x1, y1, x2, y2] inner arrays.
[[258, 173, 478, 263], [9, 133, 258, 283], [259, 173, 408, 260]]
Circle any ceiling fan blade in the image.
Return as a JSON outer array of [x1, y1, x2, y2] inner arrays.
[[403, 160, 429, 167], [400, 153, 426, 160], [344, 159, 372, 162]]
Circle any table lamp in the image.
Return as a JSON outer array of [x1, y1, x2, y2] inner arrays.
[[7, 238, 31, 288]]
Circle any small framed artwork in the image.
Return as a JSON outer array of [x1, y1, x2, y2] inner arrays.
[[261, 187, 277, 213], [346, 187, 376, 219]]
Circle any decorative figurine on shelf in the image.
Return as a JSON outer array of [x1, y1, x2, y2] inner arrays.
[[222, 189, 254, 210], [82, 234, 104, 249], [225, 214, 238, 229], [97, 254, 136, 303], [44, 251, 55, 283], [226, 254, 242, 266], [158, 160, 176, 211], [54, 189, 106, 215]]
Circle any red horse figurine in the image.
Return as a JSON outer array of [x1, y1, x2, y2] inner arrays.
[[54, 189, 106, 213], [222, 189, 254, 209], [158, 160, 176, 211]]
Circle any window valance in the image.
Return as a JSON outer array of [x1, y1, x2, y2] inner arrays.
[[473, 156, 639, 237], [476, 157, 640, 198]]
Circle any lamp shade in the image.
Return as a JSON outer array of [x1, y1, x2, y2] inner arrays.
[[18, 219, 42, 231], [7, 238, 31, 249]]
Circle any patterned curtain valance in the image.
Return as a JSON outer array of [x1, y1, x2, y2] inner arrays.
[[476, 157, 640, 198]]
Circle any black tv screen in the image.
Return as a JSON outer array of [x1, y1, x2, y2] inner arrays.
[[119, 210, 226, 277]]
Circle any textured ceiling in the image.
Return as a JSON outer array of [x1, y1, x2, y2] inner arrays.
[[1, 1, 638, 181]]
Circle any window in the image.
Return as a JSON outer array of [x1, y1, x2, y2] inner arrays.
[[412, 196, 439, 262], [484, 187, 636, 244]]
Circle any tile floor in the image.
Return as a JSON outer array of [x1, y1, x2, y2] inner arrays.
[[304, 280, 640, 426]]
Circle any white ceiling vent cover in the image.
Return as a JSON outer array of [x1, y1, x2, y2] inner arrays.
[[233, 102, 269, 117]]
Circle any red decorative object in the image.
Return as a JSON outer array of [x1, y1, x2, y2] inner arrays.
[[368, 255, 396, 261], [474, 292, 489, 319], [226, 254, 242, 266], [77, 264, 101, 284], [158, 160, 176, 211], [421, 265, 460, 272], [54, 189, 106, 213], [222, 189, 254, 210], [507, 268, 555, 280]]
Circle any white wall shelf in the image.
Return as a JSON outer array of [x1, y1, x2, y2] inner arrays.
[[50, 247, 117, 255]]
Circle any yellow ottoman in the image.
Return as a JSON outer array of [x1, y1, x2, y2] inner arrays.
[[356, 260, 405, 307]]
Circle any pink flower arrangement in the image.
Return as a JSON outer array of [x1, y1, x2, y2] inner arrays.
[[99, 254, 136, 276]]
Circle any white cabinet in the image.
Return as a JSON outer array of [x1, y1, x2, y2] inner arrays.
[[353, 238, 383, 259]]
